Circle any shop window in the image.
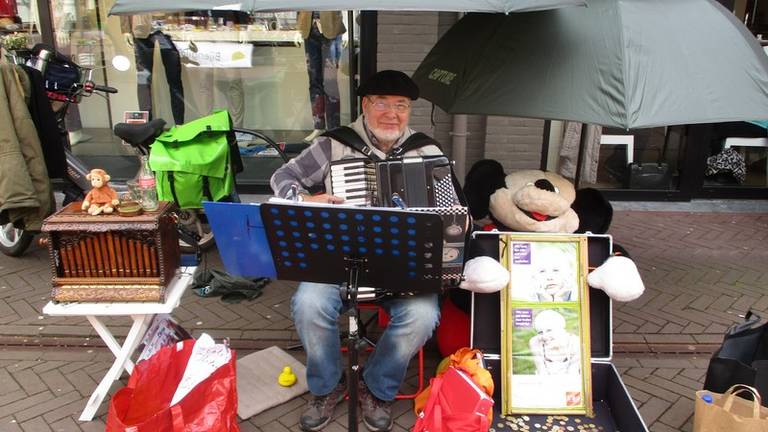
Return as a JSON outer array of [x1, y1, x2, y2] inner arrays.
[[585, 126, 686, 191], [745, 0, 768, 36], [1, 0, 42, 58], [46, 2, 360, 187], [704, 121, 768, 188], [545, 123, 686, 191]]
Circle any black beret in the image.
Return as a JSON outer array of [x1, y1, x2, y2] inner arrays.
[[358, 70, 419, 100]]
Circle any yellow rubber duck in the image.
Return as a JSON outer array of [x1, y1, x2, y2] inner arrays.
[[278, 366, 297, 387]]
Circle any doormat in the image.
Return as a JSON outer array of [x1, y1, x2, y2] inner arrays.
[[236, 345, 308, 419]]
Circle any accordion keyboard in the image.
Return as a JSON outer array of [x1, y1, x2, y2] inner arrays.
[[330, 159, 378, 206]]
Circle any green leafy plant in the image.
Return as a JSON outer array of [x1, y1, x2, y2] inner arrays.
[[0, 33, 31, 51]]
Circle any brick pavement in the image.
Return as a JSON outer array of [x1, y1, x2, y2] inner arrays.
[[611, 211, 768, 351], [0, 209, 766, 431]]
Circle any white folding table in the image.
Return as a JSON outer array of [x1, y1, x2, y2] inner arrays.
[[42, 266, 196, 421]]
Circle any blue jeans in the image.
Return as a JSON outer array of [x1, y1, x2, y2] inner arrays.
[[292, 282, 440, 401]]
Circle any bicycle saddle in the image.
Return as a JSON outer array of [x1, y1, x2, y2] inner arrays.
[[113, 119, 167, 148]]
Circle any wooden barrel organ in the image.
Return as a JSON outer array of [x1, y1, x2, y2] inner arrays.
[[41, 202, 180, 302]]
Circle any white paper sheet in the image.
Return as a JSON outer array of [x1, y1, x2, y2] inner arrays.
[[171, 333, 232, 406]]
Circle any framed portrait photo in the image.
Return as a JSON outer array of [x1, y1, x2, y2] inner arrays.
[[500, 234, 592, 416]]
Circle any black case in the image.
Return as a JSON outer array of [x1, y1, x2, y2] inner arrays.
[[470, 232, 648, 432], [627, 162, 671, 189]]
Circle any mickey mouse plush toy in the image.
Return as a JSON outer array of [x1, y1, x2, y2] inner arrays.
[[437, 160, 645, 357]]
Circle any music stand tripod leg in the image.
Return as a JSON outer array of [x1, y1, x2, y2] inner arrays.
[[341, 257, 365, 432]]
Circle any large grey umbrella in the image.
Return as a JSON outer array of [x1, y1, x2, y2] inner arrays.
[[412, 0, 768, 129], [108, 0, 584, 15]]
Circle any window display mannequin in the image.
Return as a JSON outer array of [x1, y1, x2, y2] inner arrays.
[[52, 0, 90, 145], [121, 14, 185, 125], [195, 10, 249, 130], [297, 11, 345, 142]]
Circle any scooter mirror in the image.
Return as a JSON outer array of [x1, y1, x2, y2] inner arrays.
[[112, 55, 131, 72]]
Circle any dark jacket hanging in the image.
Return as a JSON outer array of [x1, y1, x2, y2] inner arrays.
[[20, 64, 67, 179]]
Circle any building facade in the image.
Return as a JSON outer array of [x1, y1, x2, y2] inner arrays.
[[2, 2, 766, 200]]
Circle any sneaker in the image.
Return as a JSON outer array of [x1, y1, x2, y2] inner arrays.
[[300, 379, 347, 431], [358, 381, 393, 432]]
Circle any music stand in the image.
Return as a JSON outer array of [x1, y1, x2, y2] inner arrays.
[[261, 202, 444, 431]]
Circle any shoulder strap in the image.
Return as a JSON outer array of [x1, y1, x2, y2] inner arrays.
[[389, 132, 442, 157], [322, 126, 382, 161], [323, 128, 444, 161]]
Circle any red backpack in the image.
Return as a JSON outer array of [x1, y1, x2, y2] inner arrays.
[[413, 366, 494, 432]]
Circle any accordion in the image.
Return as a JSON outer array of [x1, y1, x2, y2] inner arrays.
[[330, 156, 469, 285], [330, 155, 461, 208]]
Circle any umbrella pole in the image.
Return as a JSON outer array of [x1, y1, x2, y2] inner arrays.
[[574, 124, 590, 189]]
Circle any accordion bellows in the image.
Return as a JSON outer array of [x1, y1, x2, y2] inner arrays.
[[41, 202, 180, 302]]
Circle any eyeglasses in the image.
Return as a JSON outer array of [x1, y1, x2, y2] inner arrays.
[[368, 98, 411, 114]]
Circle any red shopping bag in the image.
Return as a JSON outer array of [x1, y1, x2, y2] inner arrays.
[[106, 339, 239, 432], [413, 367, 494, 432]]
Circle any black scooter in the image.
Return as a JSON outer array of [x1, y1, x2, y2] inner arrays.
[[0, 46, 288, 257]]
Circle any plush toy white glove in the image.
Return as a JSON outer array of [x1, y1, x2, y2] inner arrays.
[[459, 256, 510, 293], [587, 255, 645, 302]]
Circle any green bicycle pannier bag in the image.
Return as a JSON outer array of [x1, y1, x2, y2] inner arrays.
[[149, 110, 235, 209]]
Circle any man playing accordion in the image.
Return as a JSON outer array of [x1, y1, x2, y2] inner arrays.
[[270, 70, 445, 432]]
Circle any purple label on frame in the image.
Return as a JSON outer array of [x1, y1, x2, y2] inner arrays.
[[512, 243, 531, 264], [514, 309, 533, 327]]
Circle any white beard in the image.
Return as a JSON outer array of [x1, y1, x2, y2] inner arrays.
[[371, 128, 402, 143], [365, 117, 403, 144]]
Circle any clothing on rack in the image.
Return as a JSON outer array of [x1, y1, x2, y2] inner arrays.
[[558, 121, 602, 184], [133, 32, 185, 125], [298, 11, 346, 131], [121, 14, 185, 125], [0, 63, 53, 231], [20, 64, 66, 179]]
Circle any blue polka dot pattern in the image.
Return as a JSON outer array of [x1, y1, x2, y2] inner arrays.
[[261, 204, 444, 294]]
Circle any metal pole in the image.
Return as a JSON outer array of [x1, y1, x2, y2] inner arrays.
[[449, 13, 467, 182], [574, 123, 589, 189], [539, 120, 551, 170], [343, 257, 364, 432], [450, 115, 468, 182], [347, 10, 357, 121]]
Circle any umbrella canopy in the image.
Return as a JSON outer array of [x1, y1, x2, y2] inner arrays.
[[108, 0, 584, 15], [412, 0, 768, 129]]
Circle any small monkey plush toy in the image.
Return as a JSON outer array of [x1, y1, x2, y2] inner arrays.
[[81, 168, 119, 215]]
